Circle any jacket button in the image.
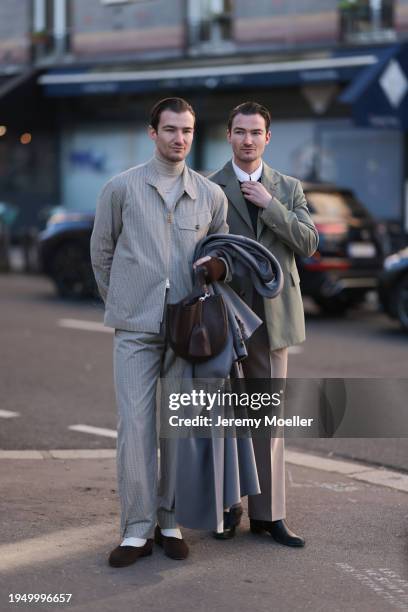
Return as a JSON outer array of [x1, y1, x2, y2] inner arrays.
[[239, 290, 246, 297], [195, 224, 200, 230]]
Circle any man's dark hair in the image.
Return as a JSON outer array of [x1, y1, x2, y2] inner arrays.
[[227, 101, 271, 132], [149, 97, 196, 131]]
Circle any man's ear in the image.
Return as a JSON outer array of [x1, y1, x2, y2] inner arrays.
[[265, 130, 271, 145], [227, 129, 232, 144], [148, 125, 157, 142]]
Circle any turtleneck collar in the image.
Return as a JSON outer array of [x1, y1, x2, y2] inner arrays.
[[154, 149, 185, 177]]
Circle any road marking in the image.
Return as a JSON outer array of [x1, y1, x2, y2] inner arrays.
[[58, 319, 113, 333], [286, 450, 408, 494], [0, 522, 116, 573], [0, 409, 20, 418], [69, 424, 118, 438], [0, 450, 45, 459], [336, 564, 408, 610], [49, 449, 116, 459], [0, 450, 116, 460]]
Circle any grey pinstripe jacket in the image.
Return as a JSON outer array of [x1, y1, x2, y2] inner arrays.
[[90, 158, 228, 333]]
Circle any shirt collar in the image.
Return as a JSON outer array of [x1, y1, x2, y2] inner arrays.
[[232, 159, 263, 182]]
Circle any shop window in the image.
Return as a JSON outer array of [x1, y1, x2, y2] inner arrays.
[[339, 0, 396, 42], [187, 0, 234, 54]]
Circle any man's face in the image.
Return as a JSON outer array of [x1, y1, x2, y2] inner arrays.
[[149, 110, 195, 162], [227, 113, 271, 165]]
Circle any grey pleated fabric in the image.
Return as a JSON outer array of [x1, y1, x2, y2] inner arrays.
[[175, 436, 260, 531], [172, 236, 285, 530]]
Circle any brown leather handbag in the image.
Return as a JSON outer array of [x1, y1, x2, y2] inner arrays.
[[166, 268, 228, 363]]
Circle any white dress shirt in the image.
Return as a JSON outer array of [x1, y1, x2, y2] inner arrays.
[[232, 159, 263, 182]]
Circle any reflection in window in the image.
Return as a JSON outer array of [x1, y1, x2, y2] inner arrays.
[[339, 0, 395, 42], [187, 0, 233, 52]]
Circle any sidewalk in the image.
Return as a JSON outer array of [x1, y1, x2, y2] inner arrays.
[[1, 451, 408, 612]]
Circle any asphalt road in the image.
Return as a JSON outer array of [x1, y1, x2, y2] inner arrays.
[[0, 274, 407, 469], [1, 457, 408, 612], [1, 274, 408, 612]]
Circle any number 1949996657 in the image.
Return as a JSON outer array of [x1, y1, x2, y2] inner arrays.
[[9, 593, 72, 604]]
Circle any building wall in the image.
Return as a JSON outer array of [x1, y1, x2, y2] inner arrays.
[[233, 0, 338, 47], [396, 0, 408, 32], [2, 0, 408, 67], [0, 0, 31, 67], [71, 0, 185, 58]]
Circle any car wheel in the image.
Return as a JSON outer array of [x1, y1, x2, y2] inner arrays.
[[314, 296, 351, 316], [51, 242, 96, 299], [394, 274, 408, 331]]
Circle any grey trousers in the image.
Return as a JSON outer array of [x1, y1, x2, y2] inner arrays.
[[242, 294, 288, 522], [113, 327, 185, 539]]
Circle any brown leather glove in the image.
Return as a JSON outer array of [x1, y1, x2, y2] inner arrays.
[[200, 257, 226, 282]]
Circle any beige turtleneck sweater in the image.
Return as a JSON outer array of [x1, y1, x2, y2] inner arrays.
[[153, 149, 185, 210]]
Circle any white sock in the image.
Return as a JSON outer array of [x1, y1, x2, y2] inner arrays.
[[161, 528, 182, 539], [120, 537, 147, 547]]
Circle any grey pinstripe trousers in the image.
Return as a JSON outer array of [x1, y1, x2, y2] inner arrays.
[[113, 324, 185, 539]]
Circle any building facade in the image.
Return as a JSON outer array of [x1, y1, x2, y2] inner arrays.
[[0, 0, 407, 239]]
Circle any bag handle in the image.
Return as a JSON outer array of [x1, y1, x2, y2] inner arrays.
[[181, 266, 208, 303]]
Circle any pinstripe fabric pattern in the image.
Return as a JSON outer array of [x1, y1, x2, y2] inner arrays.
[[114, 326, 186, 539], [92, 157, 229, 540], [90, 158, 229, 332]]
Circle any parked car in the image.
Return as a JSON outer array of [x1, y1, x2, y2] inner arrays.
[[299, 183, 384, 314], [378, 247, 408, 331], [0, 202, 18, 271], [38, 184, 384, 311], [38, 210, 97, 298]]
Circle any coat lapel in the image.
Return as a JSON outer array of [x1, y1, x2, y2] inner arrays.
[[217, 161, 254, 235], [258, 163, 281, 240]]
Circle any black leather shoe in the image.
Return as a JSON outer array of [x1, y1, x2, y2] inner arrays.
[[154, 526, 189, 560], [108, 539, 153, 567], [250, 519, 305, 547], [213, 505, 243, 540]]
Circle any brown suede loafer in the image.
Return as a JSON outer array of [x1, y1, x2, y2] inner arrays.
[[108, 539, 153, 567], [154, 526, 189, 560]]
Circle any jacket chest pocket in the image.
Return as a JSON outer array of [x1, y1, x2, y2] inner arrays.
[[176, 211, 212, 240]]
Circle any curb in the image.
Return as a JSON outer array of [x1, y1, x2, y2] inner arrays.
[[1, 448, 407, 494]]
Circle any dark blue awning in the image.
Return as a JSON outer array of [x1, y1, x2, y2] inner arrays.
[[38, 53, 380, 97], [340, 43, 408, 129], [0, 69, 37, 103]]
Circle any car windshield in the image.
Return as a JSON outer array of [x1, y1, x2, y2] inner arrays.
[[305, 191, 369, 221]]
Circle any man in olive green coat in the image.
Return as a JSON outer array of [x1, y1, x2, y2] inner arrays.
[[209, 101, 318, 546]]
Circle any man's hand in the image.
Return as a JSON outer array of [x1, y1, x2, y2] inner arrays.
[[241, 181, 273, 209], [193, 256, 226, 282]]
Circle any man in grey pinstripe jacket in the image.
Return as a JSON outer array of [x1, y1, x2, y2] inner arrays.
[[90, 98, 229, 567]]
